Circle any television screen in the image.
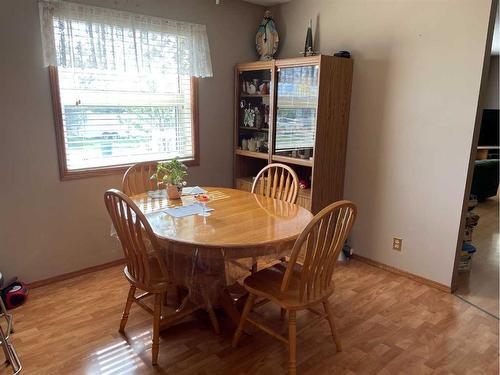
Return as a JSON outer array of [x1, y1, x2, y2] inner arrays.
[[478, 109, 499, 147]]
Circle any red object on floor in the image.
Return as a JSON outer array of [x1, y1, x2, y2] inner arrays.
[[2, 281, 28, 310]]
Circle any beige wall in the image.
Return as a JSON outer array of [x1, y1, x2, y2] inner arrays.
[[0, 0, 264, 283], [485, 55, 499, 108], [272, 0, 492, 286]]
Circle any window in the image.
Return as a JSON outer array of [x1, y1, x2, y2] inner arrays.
[[40, 2, 212, 179]]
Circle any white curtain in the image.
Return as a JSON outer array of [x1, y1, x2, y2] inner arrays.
[[38, 0, 213, 77]]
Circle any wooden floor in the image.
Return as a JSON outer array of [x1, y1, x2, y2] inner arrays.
[[456, 193, 499, 317], [4, 260, 499, 375]]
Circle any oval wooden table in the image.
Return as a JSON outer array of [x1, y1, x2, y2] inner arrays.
[[131, 187, 313, 325]]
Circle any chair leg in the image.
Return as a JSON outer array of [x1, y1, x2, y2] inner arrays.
[[0, 298, 13, 334], [288, 310, 297, 375], [232, 293, 255, 348], [152, 293, 162, 365], [201, 286, 220, 335], [0, 326, 11, 364], [280, 308, 287, 321], [322, 300, 342, 352], [119, 285, 136, 333], [162, 290, 168, 307], [176, 286, 184, 308]]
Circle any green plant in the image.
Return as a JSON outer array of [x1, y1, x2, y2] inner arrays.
[[150, 158, 188, 187]]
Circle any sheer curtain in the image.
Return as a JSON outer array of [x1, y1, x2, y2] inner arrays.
[[38, 0, 213, 78]]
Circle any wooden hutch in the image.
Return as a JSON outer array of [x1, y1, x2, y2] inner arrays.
[[234, 55, 353, 213]]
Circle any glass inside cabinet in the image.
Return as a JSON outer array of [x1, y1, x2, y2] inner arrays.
[[237, 69, 272, 155], [274, 65, 319, 160]]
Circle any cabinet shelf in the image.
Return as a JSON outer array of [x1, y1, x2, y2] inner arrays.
[[236, 177, 311, 197], [272, 155, 313, 167], [240, 94, 270, 98], [235, 149, 269, 160], [239, 127, 269, 132]]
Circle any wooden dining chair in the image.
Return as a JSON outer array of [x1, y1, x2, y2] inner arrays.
[[252, 163, 299, 204], [250, 163, 299, 275], [123, 161, 188, 304], [122, 161, 159, 196], [104, 189, 220, 365], [232, 200, 357, 375]]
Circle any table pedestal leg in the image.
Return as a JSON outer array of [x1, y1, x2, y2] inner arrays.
[[219, 288, 243, 327]]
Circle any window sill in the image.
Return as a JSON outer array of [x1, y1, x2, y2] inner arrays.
[[59, 157, 200, 181]]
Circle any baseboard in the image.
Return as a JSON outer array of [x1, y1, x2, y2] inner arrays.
[[351, 254, 451, 293], [28, 258, 126, 289], [28, 255, 451, 293]]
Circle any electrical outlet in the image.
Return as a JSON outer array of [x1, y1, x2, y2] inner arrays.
[[393, 237, 402, 251]]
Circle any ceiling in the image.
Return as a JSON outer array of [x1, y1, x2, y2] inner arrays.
[[242, 0, 291, 5]]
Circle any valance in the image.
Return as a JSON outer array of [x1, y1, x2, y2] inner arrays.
[[38, 0, 213, 77]]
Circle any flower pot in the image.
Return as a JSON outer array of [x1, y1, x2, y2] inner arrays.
[[166, 184, 181, 199]]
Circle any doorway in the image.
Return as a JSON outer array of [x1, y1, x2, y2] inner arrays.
[[452, 4, 499, 318]]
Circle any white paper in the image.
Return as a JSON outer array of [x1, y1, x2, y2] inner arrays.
[[163, 204, 214, 218], [147, 190, 167, 199], [182, 186, 207, 195]]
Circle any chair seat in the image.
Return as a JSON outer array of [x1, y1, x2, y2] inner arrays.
[[243, 262, 333, 309], [124, 257, 170, 292]]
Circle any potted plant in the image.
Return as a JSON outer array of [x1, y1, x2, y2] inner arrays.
[[150, 159, 187, 199]]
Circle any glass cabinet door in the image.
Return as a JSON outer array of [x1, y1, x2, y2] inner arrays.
[[274, 65, 319, 161], [237, 69, 272, 155]]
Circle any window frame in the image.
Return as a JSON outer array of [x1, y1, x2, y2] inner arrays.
[[48, 66, 200, 181]]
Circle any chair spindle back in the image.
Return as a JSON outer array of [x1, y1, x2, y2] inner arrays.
[[104, 189, 168, 286], [281, 200, 357, 302], [251, 163, 299, 204], [122, 162, 159, 196]]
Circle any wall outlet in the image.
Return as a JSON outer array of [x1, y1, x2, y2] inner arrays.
[[393, 237, 402, 251]]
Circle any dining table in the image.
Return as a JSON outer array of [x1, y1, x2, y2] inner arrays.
[[130, 187, 313, 326]]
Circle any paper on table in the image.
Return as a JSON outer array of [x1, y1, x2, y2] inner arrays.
[[163, 204, 214, 218], [182, 186, 207, 195], [147, 190, 167, 199]]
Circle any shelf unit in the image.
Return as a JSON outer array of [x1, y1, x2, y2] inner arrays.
[[234, 55, 353, 213]]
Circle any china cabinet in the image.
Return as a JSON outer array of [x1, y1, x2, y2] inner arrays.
[[234, 55, 353, 213]]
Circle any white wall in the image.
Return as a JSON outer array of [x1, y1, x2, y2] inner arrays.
[[0, 0, 264, 283], [272, 0, 493, 286]]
